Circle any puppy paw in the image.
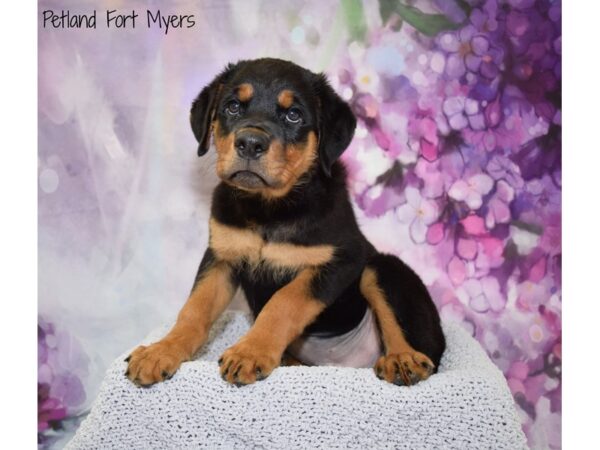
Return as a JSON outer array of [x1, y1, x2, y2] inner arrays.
[[218, 342, 279, 386], [374, 351, 435, 386], [125, 340, 187, 387]]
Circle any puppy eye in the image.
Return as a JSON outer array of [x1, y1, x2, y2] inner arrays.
[[285, 109, 302, 124], [225, 100, 241, 116]]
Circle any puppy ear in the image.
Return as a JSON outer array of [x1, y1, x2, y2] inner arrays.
[[314, 74, 357, 176], [190, 63, 237, 156]]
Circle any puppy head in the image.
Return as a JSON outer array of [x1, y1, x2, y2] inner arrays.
[[190, 58, 356, 198]]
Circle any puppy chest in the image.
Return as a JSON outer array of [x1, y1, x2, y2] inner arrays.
[[209, 218, 334, 269]]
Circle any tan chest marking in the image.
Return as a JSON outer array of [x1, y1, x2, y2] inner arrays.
[[209, 219, 334, 269], [210, 218, 263, 264], [260, 242, 333, 269]]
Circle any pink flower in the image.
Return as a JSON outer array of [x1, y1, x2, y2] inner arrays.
[[409, 116, 440, 161], [516, 278, 553, 312], [461, 214, 487, 235], [540, 214, 561, 255], [449, 173, 494, 209], [475, 236, 505, 271], [448, 256, 467, 286], [426, 222, 446, 245], [415, 151, 467, 202], [396, 187, 439, 244], [457, 237, 478, 260]]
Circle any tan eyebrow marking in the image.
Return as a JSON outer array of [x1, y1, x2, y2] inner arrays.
[[278, 89, 294, 108], [237, 83, 254, 102]]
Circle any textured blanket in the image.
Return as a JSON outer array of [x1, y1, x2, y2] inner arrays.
[[66, 311, 527, 449]]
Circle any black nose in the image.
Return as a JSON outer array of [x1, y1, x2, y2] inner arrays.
[[235, 130, 270, 160]]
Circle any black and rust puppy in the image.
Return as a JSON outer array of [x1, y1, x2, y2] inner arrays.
[[126, 58, 445, 387]]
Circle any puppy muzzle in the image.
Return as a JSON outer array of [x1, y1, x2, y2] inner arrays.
[[235, 128, 271, 160]]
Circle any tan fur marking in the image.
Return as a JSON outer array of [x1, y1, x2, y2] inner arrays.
[[278, 89, 294, 108], [171, 262, 236, 350], [246, 268, 324, 352], [213, 122, 237, 177], [210, 218, 334, 271], [214, 129, 318, 200], [126, 262, 236, 385], [219, 268, 325, 384], [237, 83, 254, 102], [360, 267, 435, 385], [360, 268, 412, 353], [260, 131, 318, 199], [209, 218, 263, 264], [261, 243, 334, 269]]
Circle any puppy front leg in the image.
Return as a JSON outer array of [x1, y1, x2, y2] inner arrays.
[[126, 250, 237, 386], [219, 268, 325, 385]]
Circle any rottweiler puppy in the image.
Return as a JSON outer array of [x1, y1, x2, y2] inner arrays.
[[125, 58, 445, 387]]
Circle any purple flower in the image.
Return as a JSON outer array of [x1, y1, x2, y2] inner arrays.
[[458, 276, 506, 314], [449, 173, 494, 209], [511, 125, 561, 181], [38, 317, 88, 444], [443, 95, 485, 130], [486, 155, 524, 189], [38, 383, 67, 433], [437, 21, 504, 83], [396, 187, 440, 244], [438, 26, 491, 79], [485, 179, 515, 228], [469, 1, 499, 34]]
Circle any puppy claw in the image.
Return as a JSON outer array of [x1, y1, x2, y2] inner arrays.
[[374, 351, 434, 387], [421, 360, 435, 373], [125, 341, 187, 386], [218, 343, 278, 386]]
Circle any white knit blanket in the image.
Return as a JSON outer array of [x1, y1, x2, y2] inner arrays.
[[67, 311, 527, 449]]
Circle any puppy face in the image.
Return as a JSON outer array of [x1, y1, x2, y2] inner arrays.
[[190, 58, 356, 199], [212, 63, 320, 197]]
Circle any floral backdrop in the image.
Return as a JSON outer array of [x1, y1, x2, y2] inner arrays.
[[38, 0, 561, 448]]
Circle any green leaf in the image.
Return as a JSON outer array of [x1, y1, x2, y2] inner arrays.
[[379, 0, 396, 24], [511, 220, 544, 236], [380, 1, 463, 37], [341, 0, 367, 42], [379, 0, 403, 31], [455, 0, 473, 16]]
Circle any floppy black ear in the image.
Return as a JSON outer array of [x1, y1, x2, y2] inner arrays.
[[190, 63, 237, 156], [314, 74, 357, 176]]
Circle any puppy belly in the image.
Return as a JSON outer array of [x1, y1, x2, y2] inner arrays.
[[287, 307, 382, 368]]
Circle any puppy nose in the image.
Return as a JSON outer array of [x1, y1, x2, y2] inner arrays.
[[235, 130, 270, 160]]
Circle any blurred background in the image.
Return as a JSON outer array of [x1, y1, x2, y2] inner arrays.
[[38, 0, 561, 448]]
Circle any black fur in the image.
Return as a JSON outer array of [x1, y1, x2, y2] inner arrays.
[[191, 58, 445, 367], [366, 254, 446, 368], [313, 74, 357, 176], [190, 63, 237, 156]]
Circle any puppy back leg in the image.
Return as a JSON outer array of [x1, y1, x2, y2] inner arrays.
[[360, 253, 445, 386]]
